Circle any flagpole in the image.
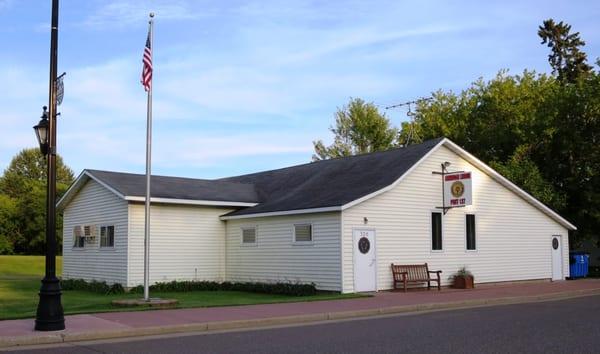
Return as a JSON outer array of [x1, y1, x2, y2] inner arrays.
[[143, 12, 154, 302]]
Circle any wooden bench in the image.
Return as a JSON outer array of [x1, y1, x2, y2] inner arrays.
[[391, 263, 442, 292]]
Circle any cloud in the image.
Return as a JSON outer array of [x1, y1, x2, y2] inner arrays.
[[152, 132, 313, 168], [82, 0, 203, 29], [278, 25, 465, 64], [0, 0, 13, 11]]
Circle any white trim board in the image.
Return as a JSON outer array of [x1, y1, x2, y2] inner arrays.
[[125, 196, 256, 207], [219, 206, 342, 220]]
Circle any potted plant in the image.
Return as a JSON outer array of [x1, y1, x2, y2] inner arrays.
[[452, 267, 474, 289]]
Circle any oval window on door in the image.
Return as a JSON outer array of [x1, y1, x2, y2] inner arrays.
[[358, 237, 370, 254], [552, 238, 559, 250]]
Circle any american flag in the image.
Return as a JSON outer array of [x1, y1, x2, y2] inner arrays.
[[141, 30, 152, 91]]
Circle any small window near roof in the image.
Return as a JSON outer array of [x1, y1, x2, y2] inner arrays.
[[100, 226, 115, 247], [242, 227, 256, 244], [294, 224, 312, 242]]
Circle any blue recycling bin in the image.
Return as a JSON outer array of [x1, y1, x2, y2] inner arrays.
[[569, 252, 589, 278]]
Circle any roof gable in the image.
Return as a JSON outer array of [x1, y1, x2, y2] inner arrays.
[[219, 138, 444, 217]]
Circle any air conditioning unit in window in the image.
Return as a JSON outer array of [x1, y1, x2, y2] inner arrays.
[[83, 225, 97, 239]]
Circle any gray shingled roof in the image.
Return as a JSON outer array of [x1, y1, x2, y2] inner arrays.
[[219, 138, 444, 216], [86, 170, 259, 203], [79, 138, 443, 215]]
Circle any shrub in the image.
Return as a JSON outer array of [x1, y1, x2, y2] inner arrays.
[[61, 278, 124, 295], [62, 278, 317, 296], [129, 280, 317, 296]]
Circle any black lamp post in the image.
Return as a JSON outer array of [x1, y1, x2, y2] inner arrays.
[[33, 0, 65, 332]]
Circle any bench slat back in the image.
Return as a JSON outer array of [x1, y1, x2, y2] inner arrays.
[[391, 263, 430, 281]]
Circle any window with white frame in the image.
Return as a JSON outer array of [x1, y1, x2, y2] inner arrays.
[[294, 224, 312, 243], [100, 225, 115, 248], [73, 226, 84, 248], [241, 227, 256, 244]]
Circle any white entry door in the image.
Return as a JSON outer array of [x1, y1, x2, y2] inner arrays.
[[353, 229, 377, 292], [551, 235, 563, 281]]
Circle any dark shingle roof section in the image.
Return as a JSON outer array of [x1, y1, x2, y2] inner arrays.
[[219, 138, 444, 216], [82, 138, 443, 215], [86, 170, 259, 203]]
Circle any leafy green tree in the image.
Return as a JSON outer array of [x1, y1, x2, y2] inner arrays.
[[0, 194, 18, 254], [0, 148, 74, 254], [490, 145, 566, 209], [313, 98, 397, 160], [535, 73, 600, 245], [538, 19, 593, 83], [399, 70, 558, 161], [398, 67, 599, 245], [0, 148, 74, 198]]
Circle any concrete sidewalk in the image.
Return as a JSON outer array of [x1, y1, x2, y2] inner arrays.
[[2, 279, 600, 349]]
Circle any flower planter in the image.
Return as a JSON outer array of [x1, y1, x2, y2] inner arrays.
[[452, 275, 474, 289]]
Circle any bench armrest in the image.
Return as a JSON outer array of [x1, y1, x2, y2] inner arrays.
[[428, 270, 442, 274]]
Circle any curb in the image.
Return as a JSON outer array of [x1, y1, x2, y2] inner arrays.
[[2, 288, 600, 349]]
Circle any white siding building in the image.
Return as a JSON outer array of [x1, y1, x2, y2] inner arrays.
[[59, 138, 575, 292]]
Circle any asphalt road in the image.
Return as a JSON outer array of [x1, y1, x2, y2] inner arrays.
[[9, 295, 600, 354]]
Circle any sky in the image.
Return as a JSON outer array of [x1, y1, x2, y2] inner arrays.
[[1, 0, 599, 179]]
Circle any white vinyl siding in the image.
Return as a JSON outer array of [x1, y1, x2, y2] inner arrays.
[[62, 180, 128, 284], [342, 145, 569, 293], [225, 213, 342, 291], [127, 204, 234, 287]]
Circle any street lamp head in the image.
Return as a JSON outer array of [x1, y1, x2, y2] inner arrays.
[[34, 106, 49, 156]]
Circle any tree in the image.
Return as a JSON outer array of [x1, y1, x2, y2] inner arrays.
[[313, 98, 397, 160], [398, 67, 599, 245], [0, 148, 74, 198], [0, 194, 18, 255], [538, 19, 593, 83], [0, 148, 74, 254]]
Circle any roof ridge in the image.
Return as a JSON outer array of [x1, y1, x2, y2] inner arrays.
[[220, 137, 445, 181], [85, 169, 253, 185]]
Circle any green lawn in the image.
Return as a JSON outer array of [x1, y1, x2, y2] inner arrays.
[[0, 256, 363, 320]]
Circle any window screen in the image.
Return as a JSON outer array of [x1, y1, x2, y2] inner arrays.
[[431, 212, 442, 250], [466, 214, 476, 250], [242, 228, 256, 244], [294, 224, 312, 242]]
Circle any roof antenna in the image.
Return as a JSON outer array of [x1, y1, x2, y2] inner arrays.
[[385, 97, 432, 146]]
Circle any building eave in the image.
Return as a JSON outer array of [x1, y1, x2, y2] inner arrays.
[[125, 196, 257, 207], [220, 206, 342, 220]]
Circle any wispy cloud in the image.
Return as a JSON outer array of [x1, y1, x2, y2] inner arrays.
[[0, 0, 13, 11], [82, 0, 204, 29]]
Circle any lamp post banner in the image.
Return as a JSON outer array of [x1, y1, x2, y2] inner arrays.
[[56, 74, 64, 105], [443, 172, 472, 207]]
